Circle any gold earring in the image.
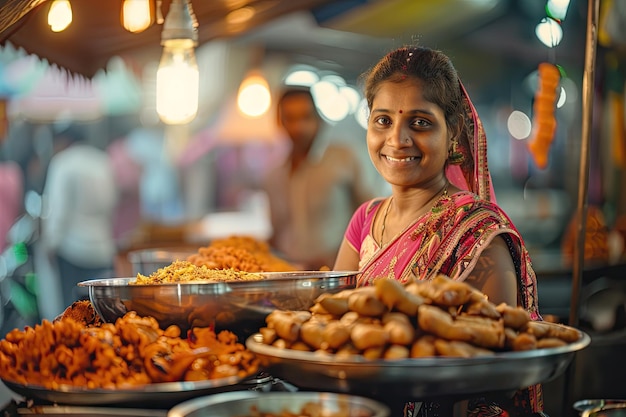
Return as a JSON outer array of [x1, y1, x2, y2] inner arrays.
[[448, 140, 464, 165]]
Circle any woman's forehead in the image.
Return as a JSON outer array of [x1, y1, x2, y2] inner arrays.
[[371, 79, 438, 109]]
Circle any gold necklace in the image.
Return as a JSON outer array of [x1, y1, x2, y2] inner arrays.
[[379, 197, 393, 246], [379, 183, 449, 246]]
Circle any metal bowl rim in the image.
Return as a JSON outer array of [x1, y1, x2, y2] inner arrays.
[[78, 271, 360, 288], [574, 399, 626, 412], [2, 373, 246, 395], [167, 391, 390, 417]]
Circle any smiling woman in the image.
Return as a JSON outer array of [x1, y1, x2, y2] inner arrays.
[[333, 46, 544, 417]]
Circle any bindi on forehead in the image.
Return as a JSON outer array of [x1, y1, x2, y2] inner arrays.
[[399, 110, 403, 114]]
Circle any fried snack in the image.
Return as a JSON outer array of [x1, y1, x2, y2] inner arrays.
[[463, 296, 500, 319], [383, 345, 410, 360], [257, 273, 582, 359], [496, 303, 531, 329], [412, 274, 474, 307], [187, 235, 297, 272], [535, 337, 567, 349], [375, 278, 426, 316], [382, 313, 415, 345], [315, 292, 350, 316], [347, 287, 386, 317], [433, 339, 494, 358], [410, 334, 437, 358], [322, 321, 351, 350], [418, 304, 505, 349], [133, 260, 264, 284], [55, 300, 103, 327], [265, 310, 311, 343], [350, 323, 389, 350], [300, 320, 326, 350], [524, 321, 580, 343], [0, 312, 259, 389], [511, 332, 538, 351]]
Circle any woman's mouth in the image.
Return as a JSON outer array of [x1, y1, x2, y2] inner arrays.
[[385, 155, 418, 162]]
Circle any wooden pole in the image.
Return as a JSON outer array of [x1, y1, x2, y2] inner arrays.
[[562, 0, 599, 415], [569, 0, 600, 328]]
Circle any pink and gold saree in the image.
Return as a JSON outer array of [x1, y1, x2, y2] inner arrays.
[[343, 83, 543, 415]]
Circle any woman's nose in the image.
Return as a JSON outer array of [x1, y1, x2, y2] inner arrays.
[[387, 124, 412, 147]]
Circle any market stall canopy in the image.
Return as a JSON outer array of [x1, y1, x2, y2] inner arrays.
[[0, 0, 338, 78]]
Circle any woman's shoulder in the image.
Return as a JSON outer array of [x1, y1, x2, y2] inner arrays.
[[350, 197, 385, 225]]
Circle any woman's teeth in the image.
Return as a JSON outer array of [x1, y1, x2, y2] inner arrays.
[[385, 155, 417, 162]]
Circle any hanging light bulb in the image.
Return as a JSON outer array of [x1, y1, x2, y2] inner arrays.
[[121, 0, 154, 33], [156, 0, 199, 125], [48, 0, 72, 32]]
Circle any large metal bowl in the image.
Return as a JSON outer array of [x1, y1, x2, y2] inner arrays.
[[78, 271, 358, 338], [246, 325, 591, 402], [168, 391, 390, 417]]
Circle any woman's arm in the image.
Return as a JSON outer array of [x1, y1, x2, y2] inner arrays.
[[333, 237, 361, 271], [464, 235, 518, 307]]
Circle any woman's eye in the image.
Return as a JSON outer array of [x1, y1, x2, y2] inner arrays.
[[374, 116, 391, 126], [412, 118, 431, 128]]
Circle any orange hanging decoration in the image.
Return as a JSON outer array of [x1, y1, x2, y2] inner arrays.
[[528, 62, 561, 169]]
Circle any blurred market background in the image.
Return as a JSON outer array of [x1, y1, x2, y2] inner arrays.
[[1, 0, 626, 411]]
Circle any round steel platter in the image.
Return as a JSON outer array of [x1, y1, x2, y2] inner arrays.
[[246, 325, 591, 401], [2, 374, 248, 407]]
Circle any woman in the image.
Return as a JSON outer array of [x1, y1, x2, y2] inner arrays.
[[334, 46, 543, 416]]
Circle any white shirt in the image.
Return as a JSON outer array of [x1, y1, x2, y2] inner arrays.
[[41, 144, 118, 268], [264, 139, 375, 269]]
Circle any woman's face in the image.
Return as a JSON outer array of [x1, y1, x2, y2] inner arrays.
[[366, 78, 452, 189]]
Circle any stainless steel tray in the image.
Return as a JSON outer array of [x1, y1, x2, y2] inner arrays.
[[2, 375, 246, 407], [246, 325, 591, 401], [17, 405, 168, 417], [168, 391, 391, 417]]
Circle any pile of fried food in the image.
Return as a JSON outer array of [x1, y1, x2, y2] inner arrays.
[[133, 260, 264, 285], [259, 274, 581, 359], [0, 311, 259, 389], [186, 236, 297, 272]]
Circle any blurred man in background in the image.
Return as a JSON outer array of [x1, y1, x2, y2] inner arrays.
[[263, 87, 375, 270], [40, 125, 118, 308]]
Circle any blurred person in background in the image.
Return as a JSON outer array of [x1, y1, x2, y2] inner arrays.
[[263, 87, 376, 270], [40, 125, 118, 309], [0, 157, 23, 252]]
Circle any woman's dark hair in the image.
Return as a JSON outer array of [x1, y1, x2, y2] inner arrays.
[[362, 46, 464, 134]]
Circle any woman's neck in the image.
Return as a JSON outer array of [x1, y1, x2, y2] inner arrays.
[[391, 179, 450, 216]]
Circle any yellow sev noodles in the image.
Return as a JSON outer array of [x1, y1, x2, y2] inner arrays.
[[132, 260, 264, 284]]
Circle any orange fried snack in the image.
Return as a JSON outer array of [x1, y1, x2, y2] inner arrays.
[[187, 235, 297, 272], [0, 312, 258, 389], [55, 300, 103, 327]]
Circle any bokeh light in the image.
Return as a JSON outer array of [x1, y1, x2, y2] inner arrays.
[[237, 74, 271, 117], [507, 110, 532, 140], [284, 70, 319, 87], [311, 80, 349, 122], [536, 17, 563, 47]]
